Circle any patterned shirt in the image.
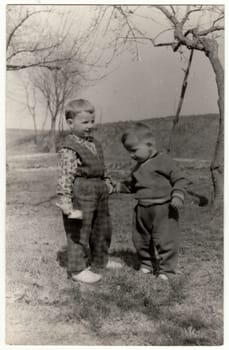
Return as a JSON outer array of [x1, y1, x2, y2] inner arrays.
[[56, 135, 112, 214]]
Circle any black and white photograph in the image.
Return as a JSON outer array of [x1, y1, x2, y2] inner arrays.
[[4, 2, 225, 346]]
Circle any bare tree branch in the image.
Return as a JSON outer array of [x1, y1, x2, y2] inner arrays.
[[7, 63, 61, 71], [103, 7, 116, 34], [114, 5, 140, 59], [198, 25, 224, 36], [181, 5, 203, 25], [152, 27, 175, 43], [170, 6, 176, 15], [7, 9, 50, 49], [213, 15, 224, 26], [154, 6, 179, 26], [7, 41, 63, 61], [6, 6, 79, 71]]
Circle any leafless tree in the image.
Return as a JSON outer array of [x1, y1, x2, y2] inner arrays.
[[7, 6, 59, 70], [6, 5, 85, 71], [6, 5, 110, 72], [7, 5, 111, 151], [101, 5, 224, 207], [24, 18, 104, 153], [20, 78, 39, 144], [30, 62, 81, 152]]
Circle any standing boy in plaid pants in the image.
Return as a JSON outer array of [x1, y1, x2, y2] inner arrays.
[[56, 99, 121, 284]]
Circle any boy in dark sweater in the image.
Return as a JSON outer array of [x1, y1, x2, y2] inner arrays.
[[56, 99, 121, 284], [117, 123, 189, 281]]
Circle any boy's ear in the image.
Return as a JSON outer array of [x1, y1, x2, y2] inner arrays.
[[66, 118, 73, 128], [146, 140, 156, 149]]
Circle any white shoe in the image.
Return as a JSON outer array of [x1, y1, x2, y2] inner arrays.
[[140, 267, 152, 274], [158, 273, 169, 281], [106, 260, 122, 269], [71, 269, 101, 284]]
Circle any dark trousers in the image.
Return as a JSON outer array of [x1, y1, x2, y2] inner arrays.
[[133, 203, 180, 275], [63, 178, 112, 274]]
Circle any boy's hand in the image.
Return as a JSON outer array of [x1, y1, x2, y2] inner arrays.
[[68, 209, 83, 219], [106, 182, 114, 194], [114, 182, 121, 193], [110, 181, 121, 193], [55, 201, 72, 216], [170, 197, 184, 209]]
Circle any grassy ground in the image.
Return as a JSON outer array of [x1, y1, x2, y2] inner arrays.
[[6, 167, 223, 345]]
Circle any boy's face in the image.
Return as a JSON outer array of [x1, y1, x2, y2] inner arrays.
[[124, 137, 156, 163], [67, 111, 95, 138]]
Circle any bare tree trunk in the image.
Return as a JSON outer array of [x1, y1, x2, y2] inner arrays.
[[49, 118, 57, 153], [58, 111, 64, 135], [23, 82, 39, 144], [205, 39, 224, 207], [32, 115, 39, 145], [167, 49, 194, 153]]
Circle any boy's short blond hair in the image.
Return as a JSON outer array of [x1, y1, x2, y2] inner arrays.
[[121, 123, 156, 146], [65, 99, 95, 120]]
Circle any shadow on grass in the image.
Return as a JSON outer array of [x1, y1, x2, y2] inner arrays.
[[110, 249, 139, 270], [187, 190, 209, 207], [62, 273, 190, 343], [56, 246, 68, 268], [53, 255, 221, 345], [56, 247, 139, 270]]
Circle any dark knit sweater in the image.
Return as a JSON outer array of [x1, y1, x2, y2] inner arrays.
[[120, 152, 188, 204]]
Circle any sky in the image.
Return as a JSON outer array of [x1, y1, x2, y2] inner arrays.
[[5, 3, 224, 129]]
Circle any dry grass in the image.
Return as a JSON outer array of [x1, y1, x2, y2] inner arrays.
[[6, 167, 223, 345]]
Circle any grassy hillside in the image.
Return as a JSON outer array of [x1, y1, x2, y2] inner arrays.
[[6, 113, 219, 161], [95, 113, 219, 162], [6, 129, 46, 155]]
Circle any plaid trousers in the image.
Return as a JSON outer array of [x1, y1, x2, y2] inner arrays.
[[62, 177, 112, 274]]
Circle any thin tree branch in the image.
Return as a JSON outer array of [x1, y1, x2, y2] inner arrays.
[[103, 7, 116, 34], [117, 35, 175, 48], [170, 6, 176, 15], [181, 6, 203, 25], [7, 9, 51, 50], [152, 27, 174, 43], [114, 5, 140, 59], [198, 25, 224, 36], [154, 6, 179, 26], [7, 41, 62, 61], [7, 63, 61, 71], [213, 15, 224, 26]]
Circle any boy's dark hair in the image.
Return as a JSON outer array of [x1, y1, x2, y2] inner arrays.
[[121, 123, 155, 146], [65, 99, 95, 120]]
